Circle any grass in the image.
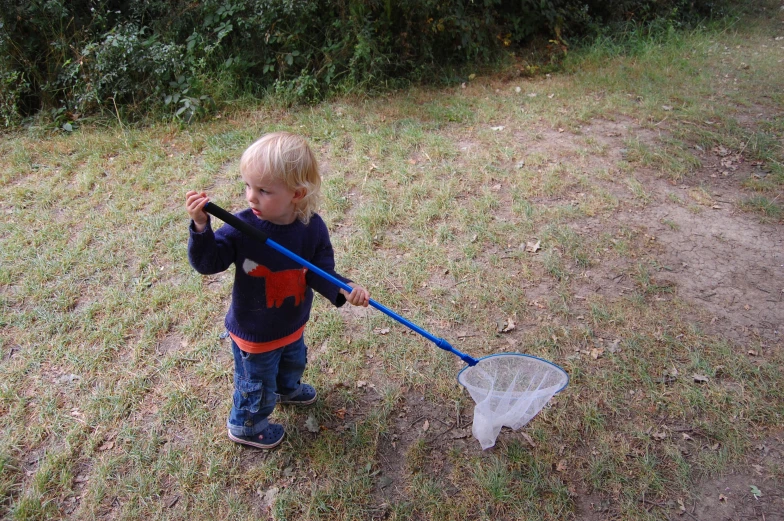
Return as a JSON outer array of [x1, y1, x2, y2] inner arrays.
[[1, 6, 784, 521]]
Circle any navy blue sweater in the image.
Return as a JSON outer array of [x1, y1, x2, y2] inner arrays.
[[188, 209, 349, 343]]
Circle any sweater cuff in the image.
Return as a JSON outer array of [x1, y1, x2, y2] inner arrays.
[[189, 217, 211, 235]]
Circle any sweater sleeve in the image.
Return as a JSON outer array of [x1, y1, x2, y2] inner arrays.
[[187, 217, 237, 275], [306, 219, 350, 307]]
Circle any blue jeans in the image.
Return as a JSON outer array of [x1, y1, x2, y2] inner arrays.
[[227, 336, 308, 437]]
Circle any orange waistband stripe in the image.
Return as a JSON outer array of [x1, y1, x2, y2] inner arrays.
[[229, 325, 306, 354]]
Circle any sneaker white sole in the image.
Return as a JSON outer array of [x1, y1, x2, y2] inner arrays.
[[227, 429, 284, 449]]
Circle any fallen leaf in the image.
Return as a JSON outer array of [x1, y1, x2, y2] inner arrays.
[[556, 459, 568, 472], [335, 408, 347, 420], [590, 348, 604, 360], [98, 441, 114, 451], [490, 126, 505, 131], [662, 105, 673, 111], [521, 432, 537, 447], [374, 328, 390, 335], [422, 420, 429, 432], [502, 318, 516, 333], [652, 431, 667, 440], [56, 373, 81, 385], [261, 487, 279, 510], [525, 240, 541, 253], [357, 380, 367, 388], [750, 485, 762, 498], [305, 414, 320, 433], [451, 428, 470, 439], [681, 433, 693, 441], [692, 374, 709, 383]]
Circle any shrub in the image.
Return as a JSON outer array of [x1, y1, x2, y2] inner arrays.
[[0, 0, 743, 126]]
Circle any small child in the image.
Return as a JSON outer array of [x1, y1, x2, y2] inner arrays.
[[186, 132, 370, 449]]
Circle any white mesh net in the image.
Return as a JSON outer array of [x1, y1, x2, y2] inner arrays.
[[457, 354, 568, 450]]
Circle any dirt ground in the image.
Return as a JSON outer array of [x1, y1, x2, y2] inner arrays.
[[325, 115, 784, 520]]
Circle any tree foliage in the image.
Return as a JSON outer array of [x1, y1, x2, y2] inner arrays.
[[0, 0, 735, 127]]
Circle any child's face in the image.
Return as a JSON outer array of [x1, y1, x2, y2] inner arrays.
[[242, 168, 302, 225]]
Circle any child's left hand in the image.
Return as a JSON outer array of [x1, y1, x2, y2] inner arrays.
[[341, 283, 370, 307]]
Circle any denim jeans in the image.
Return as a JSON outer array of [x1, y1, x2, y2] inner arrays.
[[227, 336, 308, 437]]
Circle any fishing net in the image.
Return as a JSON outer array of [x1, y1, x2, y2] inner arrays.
[[457, 354, 569, 450]]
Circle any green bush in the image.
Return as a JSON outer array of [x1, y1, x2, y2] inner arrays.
[[0, 0, 741, 127]]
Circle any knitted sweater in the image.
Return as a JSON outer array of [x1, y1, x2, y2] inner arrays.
[[188, 209, 349, 343]]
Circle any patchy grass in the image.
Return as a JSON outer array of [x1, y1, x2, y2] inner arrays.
[[1, 6, 783, 521]]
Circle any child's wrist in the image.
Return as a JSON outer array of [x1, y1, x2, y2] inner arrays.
[[192, 219, 207, 232]]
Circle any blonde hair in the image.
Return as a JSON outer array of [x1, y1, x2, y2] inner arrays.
[[240, 132, 322, 224]]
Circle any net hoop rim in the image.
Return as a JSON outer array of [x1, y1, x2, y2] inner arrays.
[[456, 353, 570, 394]]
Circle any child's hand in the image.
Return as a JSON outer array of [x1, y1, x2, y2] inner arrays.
[[185, 190, 210, 232], [341, 283, 370, 307]]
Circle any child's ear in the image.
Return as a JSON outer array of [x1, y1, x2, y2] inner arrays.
[[292, 188, 307, 202]]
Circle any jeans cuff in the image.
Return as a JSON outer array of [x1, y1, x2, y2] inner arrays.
[[227, 417, 270, 437], [277, 383, 303, 401]]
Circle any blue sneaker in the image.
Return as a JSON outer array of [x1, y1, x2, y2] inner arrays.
[[227, 423, 285, 449], [277, 383, 317, 405]]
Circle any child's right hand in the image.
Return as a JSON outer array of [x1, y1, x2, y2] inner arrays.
[[185, 190, 210, 232]]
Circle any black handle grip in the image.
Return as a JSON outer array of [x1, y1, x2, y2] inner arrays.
[[203, 202, 269, 244]]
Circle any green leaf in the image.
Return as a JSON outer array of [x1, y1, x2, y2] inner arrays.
[[62, 123, 73, 132], [750, 485, 762, 498]]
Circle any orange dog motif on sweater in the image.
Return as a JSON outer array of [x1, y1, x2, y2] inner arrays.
[[243, 259, 307, 308]]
